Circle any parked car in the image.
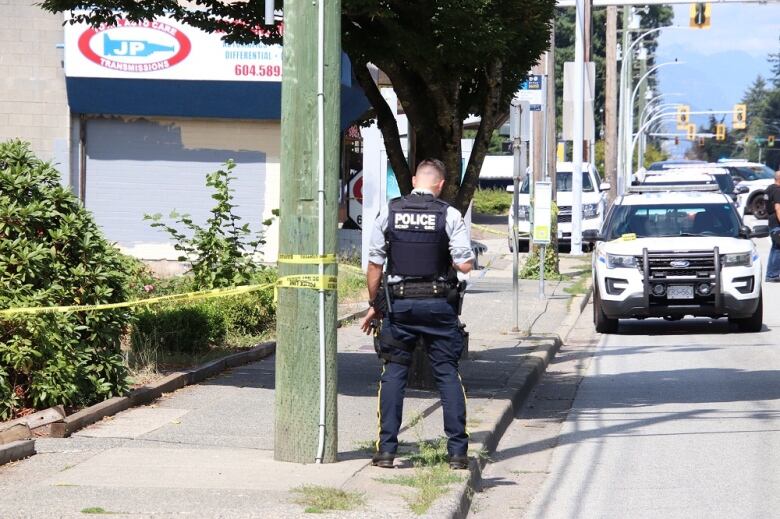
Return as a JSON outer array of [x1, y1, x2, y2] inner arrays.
[[508, 162, 609, 252], [716, 160, 776, 219]]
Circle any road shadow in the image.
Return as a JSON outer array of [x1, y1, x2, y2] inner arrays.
[[613, 317, 771, 336]]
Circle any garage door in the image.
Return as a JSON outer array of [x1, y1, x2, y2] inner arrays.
[[85, 117, 271, 260]]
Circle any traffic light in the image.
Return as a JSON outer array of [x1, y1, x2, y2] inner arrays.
[[687, 123, 697, 141], [676, 105, 691, 130], [715, 124, 726, 141], [733, 104, 747, 130], [769, 135, 776, 147], [698, 136, 705, 147], [690, 3, 711, 29], [674, 136, 680, 146]]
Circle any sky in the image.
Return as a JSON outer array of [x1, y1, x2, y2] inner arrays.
[[654, 4, 779, 156]]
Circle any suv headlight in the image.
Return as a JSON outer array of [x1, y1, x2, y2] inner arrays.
[[583, 203, 599, 219], [606, 254, 637, 269], [721, 252, 752, 267]]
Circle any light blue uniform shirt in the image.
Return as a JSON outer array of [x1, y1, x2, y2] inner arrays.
[[368, 189, 475, 270]]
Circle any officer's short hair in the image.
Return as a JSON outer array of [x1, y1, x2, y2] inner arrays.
[[416, 159, 446, 181]]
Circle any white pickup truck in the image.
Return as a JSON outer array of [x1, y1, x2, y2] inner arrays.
[[586, 186, 768, 334], [508, 162, 610, 251]]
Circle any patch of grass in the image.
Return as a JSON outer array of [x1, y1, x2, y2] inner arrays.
[[338, 267, 367, 304], [380, 464, 464, 515], [563, 272, 590, 296], [473, 188, 512, 215], [376, 437, 465, 515], [292, 485, 364, 513], [81, 507, 115, 515]]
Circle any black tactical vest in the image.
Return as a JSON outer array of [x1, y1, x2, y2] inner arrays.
[[385, 193, 451, 278]]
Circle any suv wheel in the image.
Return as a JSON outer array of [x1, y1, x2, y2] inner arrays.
[[729, 291, 763, 333], [750, 194, 769, 220], [593, 286, 619, 334]]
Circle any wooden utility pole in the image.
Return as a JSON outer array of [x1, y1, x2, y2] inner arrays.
[[605, 6, 618, 202], [275, 0, 341, 463]]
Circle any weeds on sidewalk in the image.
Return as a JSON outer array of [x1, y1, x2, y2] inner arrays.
[[292, 485, 364, 514], [81, 507, 116, 514], [563, 273, 590, 296], [378, 437, 465, 515]]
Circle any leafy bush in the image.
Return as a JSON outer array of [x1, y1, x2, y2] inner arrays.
[[129, 264, 277, 361], [145, 160, 272, 289], [0, 140, 131, 419], [472, 188, 512, 215]]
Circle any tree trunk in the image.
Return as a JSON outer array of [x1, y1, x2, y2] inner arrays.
[[275, 0, 340, 464]]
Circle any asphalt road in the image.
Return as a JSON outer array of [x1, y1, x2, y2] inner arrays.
[[471, 236, 780, 519]]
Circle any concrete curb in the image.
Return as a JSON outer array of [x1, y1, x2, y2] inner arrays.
[[444, 284, 594, 519], [51, 341, 276, 438], [0, 440, 35, 466]]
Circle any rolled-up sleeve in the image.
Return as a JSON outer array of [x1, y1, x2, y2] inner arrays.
[[446, 207, 475, 265], [368, 207, 389, 265]]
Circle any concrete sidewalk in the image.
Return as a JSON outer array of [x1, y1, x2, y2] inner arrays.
[[0, 240, 591, 518]]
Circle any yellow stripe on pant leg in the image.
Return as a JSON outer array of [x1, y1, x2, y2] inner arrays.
[[458, 373, 470, 438], [375, 364, 385, 452]]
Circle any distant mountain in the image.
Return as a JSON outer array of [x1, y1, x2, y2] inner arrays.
[[654, 47, 773, 129]]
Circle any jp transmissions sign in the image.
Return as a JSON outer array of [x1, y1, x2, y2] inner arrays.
[[64, 15, 282, 81]]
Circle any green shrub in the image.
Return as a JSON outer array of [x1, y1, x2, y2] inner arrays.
[[132, 304, 227, 356], [145, 160, 273, 289], [0, 140, 131, 419], [472, 188, 512, 215], [129, 269, 277, 359]]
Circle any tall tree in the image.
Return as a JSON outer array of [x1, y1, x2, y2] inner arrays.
[[43, 1, 556, 213]]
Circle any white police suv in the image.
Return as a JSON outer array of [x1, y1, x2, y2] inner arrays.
[[586, 186, 769, 333]]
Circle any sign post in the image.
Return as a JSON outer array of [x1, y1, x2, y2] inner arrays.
[[533, 180, 552, 299], [510, 100, 530, 332]]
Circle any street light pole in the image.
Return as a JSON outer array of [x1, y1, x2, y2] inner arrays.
[[571, 0, 586, 255], [617, 26, 688, 194]]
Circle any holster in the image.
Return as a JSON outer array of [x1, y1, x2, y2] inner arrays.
[[371, 320, 416, 366]]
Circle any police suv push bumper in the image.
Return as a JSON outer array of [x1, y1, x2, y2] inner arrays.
[[597, 247, 762, 319]]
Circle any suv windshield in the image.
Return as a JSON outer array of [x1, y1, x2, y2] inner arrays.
[[727, 165, 774, 181], [605, 203, 740, 240], [520, 171, 594, 193]]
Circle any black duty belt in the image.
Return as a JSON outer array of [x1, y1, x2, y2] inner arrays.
[[390, 280, 451, 299]]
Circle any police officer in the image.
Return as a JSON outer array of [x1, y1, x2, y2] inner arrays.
[[360, 158, 475, 470]]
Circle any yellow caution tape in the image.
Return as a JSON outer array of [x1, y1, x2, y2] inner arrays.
[[0, 275, 339, 319], [276, 274, 338, 291], [472, 223, 508, 237], [277, 254, 338, 265]]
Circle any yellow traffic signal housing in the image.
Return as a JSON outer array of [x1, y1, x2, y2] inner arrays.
[[687, 123, 697, 141], [733, 104, 747, 130], [715, 124, 726, 141], [690, 3, 711, 29], [769, 135, 776, 147], [676, 105, 691, 130]]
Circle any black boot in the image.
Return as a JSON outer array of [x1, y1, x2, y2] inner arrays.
[[371, 451, 395, 468], [448, 454, 469, 470]]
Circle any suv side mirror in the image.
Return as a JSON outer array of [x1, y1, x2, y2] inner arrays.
[[734, 184, 749, 195], [751, 225, 770, 239], [582, 229, 603, 244], [599, 182, 611, 192]]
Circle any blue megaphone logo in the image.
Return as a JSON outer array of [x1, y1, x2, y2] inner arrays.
[[103, 34, 174, 58]]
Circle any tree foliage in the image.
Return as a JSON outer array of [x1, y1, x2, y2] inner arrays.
[[41, 0, 556, 213], [0, 140, 130, 418]]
